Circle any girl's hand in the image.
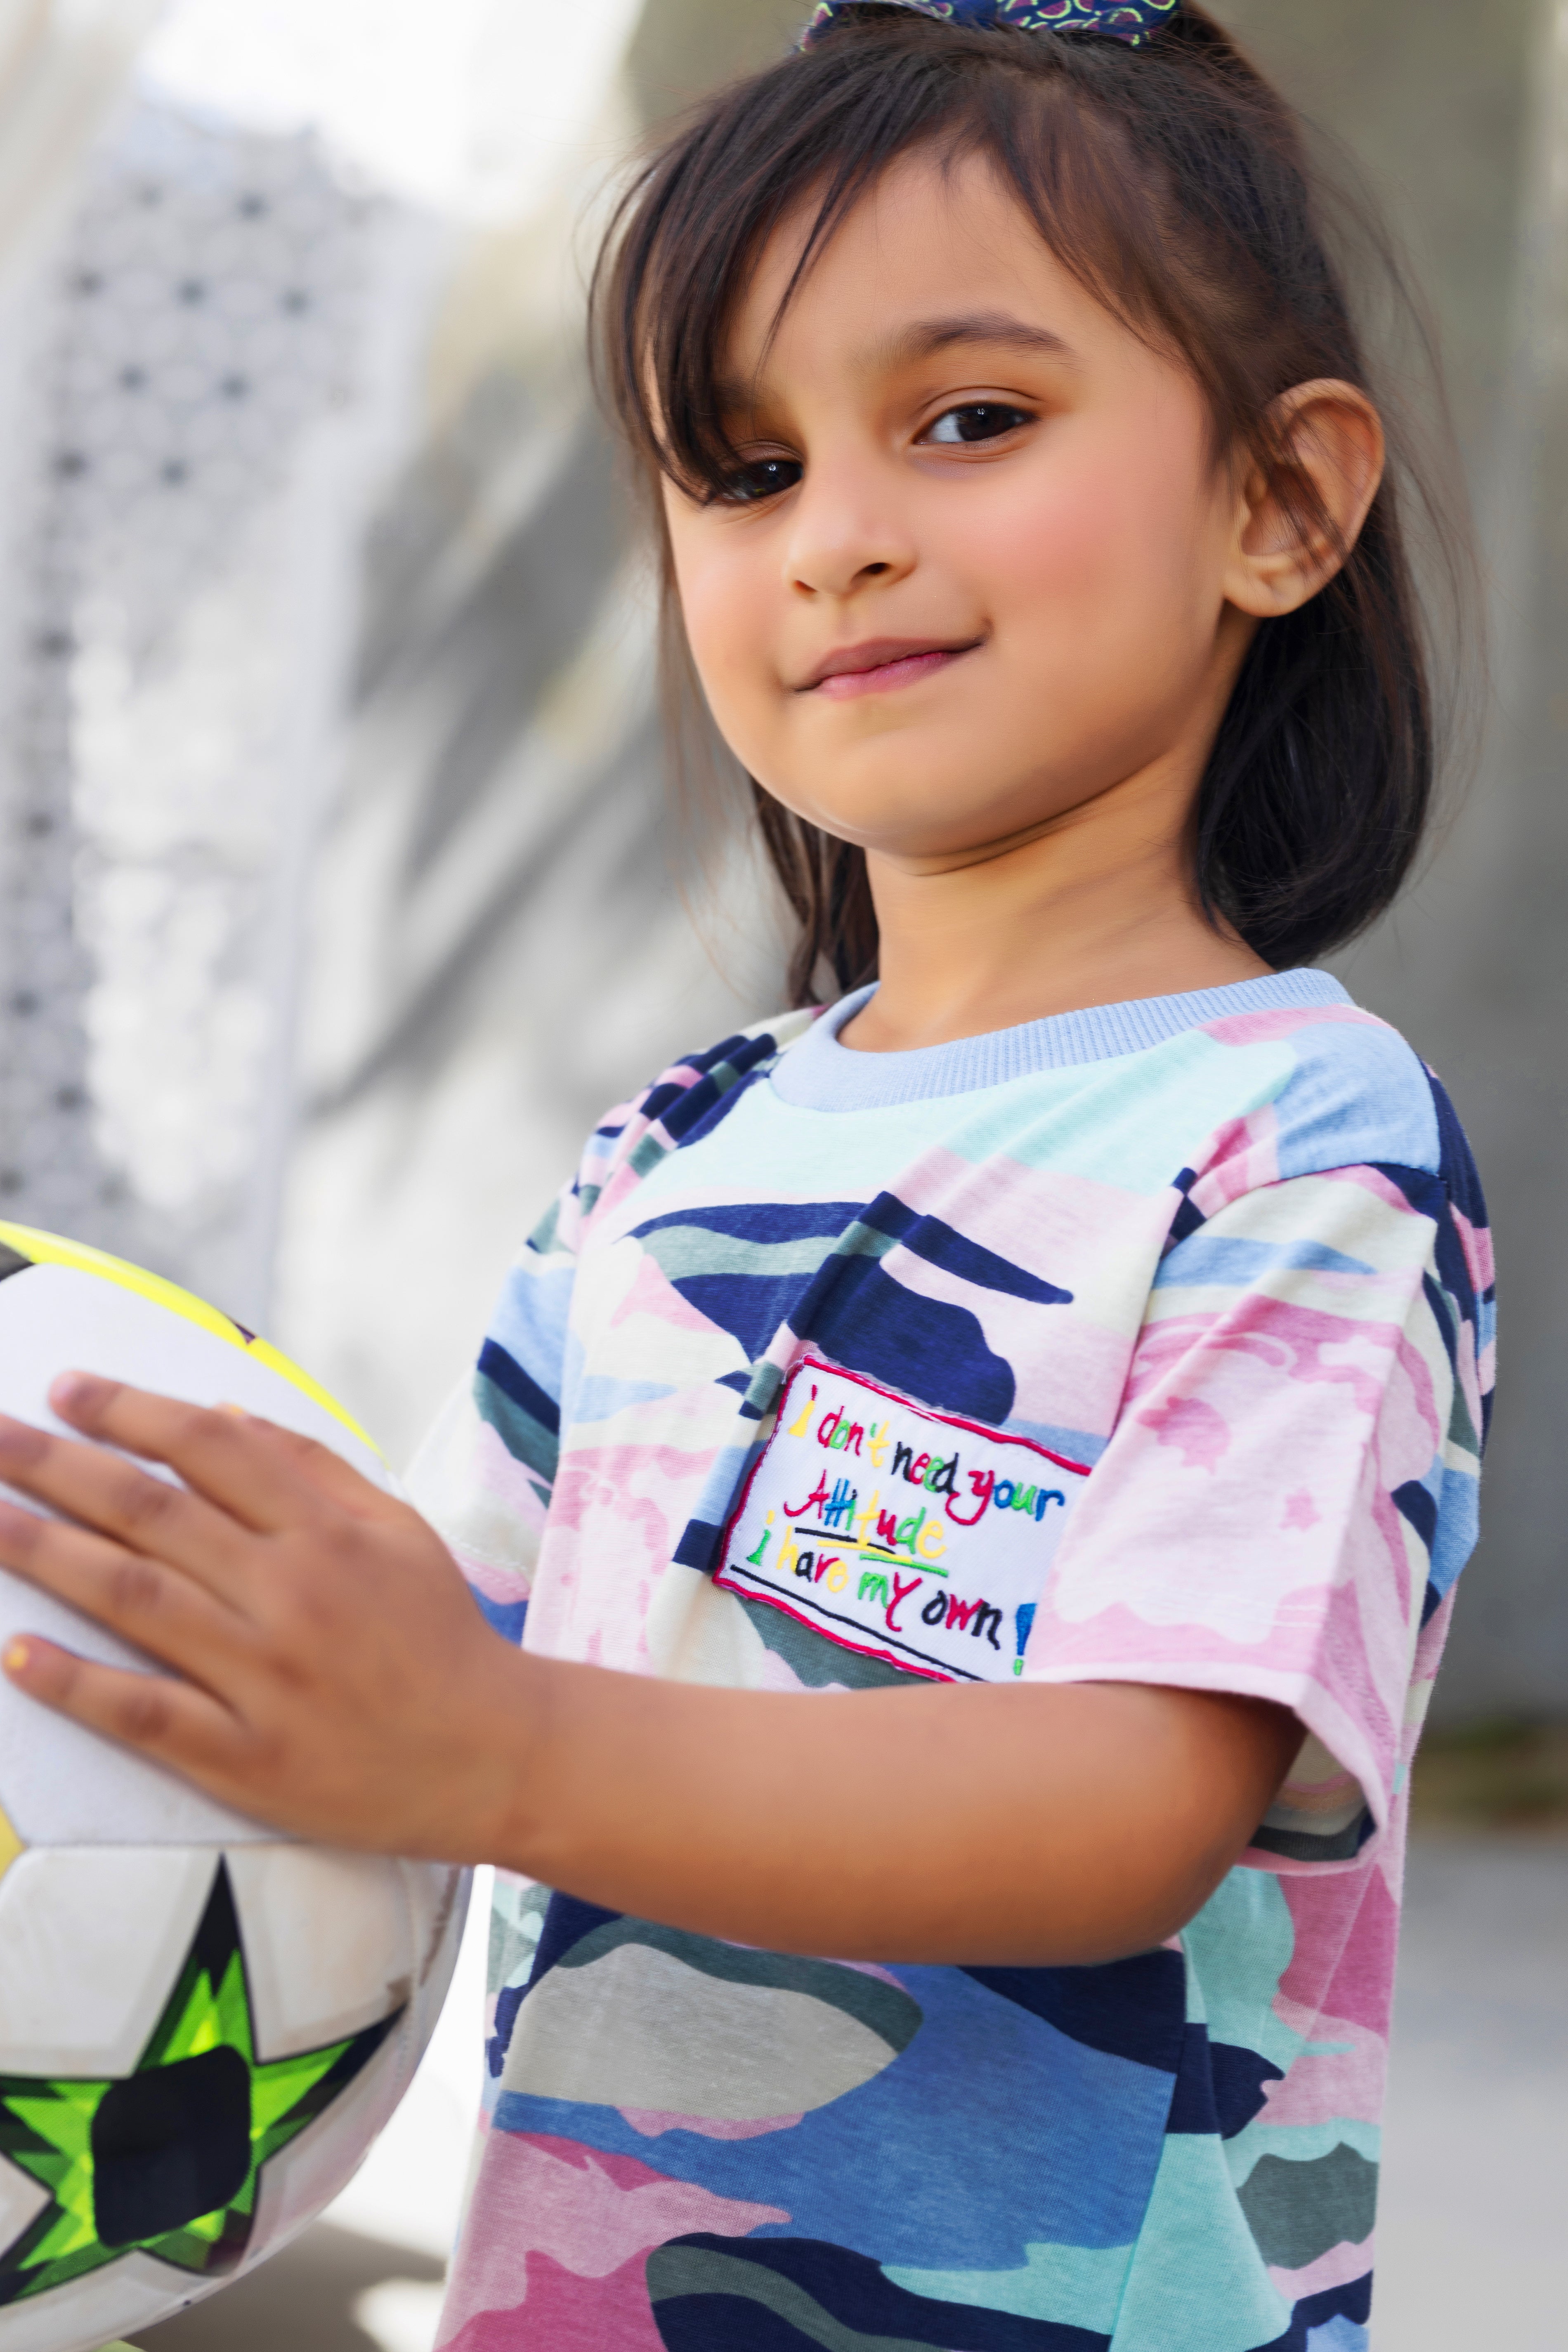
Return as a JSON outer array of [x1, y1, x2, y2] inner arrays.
[[0, 1372, 528, 1860]]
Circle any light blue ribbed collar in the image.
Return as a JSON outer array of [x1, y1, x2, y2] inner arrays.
[[770, 968, 1352, 1110]]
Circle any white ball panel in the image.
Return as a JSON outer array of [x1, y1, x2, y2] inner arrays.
[[225, 1846, 412, 2060], [0, 1625, 271, 1848], [0, 1848, 216, 2076], [0, 2156, 49, 2262], [406, 1862, 469, 2026], [242, 2010, 419, 2267], [402, 1877, 469, 2096], [0, 1263, 388, 1478], [0, 1263, 389, 1848]]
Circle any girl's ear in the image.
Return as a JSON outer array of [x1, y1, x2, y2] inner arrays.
[[1224, 380, 1386, 620]]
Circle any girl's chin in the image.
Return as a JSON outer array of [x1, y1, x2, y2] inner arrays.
[[766, 767, 1044, 841], [780, 808, 1060, 865]]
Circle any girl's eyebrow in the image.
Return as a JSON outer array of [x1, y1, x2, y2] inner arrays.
[[716, 309, 1077, 416], [876, 311, 1078, 369]]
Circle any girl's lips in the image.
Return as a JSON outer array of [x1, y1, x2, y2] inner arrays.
[[809, 644, 973, 700]]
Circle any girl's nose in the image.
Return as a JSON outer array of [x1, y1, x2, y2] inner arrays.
[[783, 477, 917, 600]]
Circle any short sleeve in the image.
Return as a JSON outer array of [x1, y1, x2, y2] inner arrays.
[[402, 1016, 802, 1641], [1023, 1161, 1484, 1869], [405, 1163, 587, 1645]]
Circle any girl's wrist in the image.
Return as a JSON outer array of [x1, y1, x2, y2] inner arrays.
[[459, 1639, 557, 1875]]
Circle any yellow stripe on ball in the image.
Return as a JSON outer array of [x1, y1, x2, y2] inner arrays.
[[0, 1221, 379, 1456]]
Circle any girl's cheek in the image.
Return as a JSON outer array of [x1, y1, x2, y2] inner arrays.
[[996, 486, 1107, 593], [680, 572, 784, 761], [982, 448, 1215, 634], [694, 552, 787, 677], [667, 518, 767, 688]]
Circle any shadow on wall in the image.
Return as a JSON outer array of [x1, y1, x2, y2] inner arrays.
[[626, 0, 803, 113], [1413, 1719, 1568, 1831]]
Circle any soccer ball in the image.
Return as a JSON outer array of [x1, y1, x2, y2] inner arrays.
[[0, 1224, 468, 2352]]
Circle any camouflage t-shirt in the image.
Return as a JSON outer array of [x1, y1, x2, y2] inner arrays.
[[410, 968, 1493, 2352]]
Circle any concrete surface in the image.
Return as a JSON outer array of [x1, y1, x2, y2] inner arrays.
[[1374, 1836, 1568, 2350]]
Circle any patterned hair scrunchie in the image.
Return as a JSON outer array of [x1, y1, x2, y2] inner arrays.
[[800, 0, 1182, 49]]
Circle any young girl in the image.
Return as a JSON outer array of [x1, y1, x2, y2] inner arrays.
[[0, 5, 1494, 2349]]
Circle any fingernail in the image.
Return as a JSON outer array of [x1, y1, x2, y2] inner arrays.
[[49, 1371, 99, 1413], [3, 1641, 29, 1676]]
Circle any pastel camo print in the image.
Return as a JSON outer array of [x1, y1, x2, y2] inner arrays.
[[413, 967, 1494, 2352]]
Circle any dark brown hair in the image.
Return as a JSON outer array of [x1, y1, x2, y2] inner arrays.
[[590, 3, 1469, 1005]]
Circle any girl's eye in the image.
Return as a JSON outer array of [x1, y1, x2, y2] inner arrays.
[[717, 455, 803, 504], [923, 402, 1033, 447]]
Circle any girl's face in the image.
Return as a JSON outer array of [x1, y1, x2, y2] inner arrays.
[[663, 150, 1261, 870]]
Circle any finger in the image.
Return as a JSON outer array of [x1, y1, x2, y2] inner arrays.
[[49, 1374, 396, 1532], [47, 1374, 330, 1532], [198, 1405, 399, 1520], [0, 1497, 249, 1675], [0, 1413, 256, 1598], [0, 1486, 251, 1674], [2, 1635, 261, 1804]]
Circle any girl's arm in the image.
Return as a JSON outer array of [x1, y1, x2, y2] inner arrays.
[[0, 1377, 1299, 1968], [480, 1654, 1296, 1965]]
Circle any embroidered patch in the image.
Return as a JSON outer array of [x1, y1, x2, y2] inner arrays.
[[715, 1359, 1089, 1684]]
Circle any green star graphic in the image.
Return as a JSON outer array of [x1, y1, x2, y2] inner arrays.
[[0, 1861, 399, 2305]]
